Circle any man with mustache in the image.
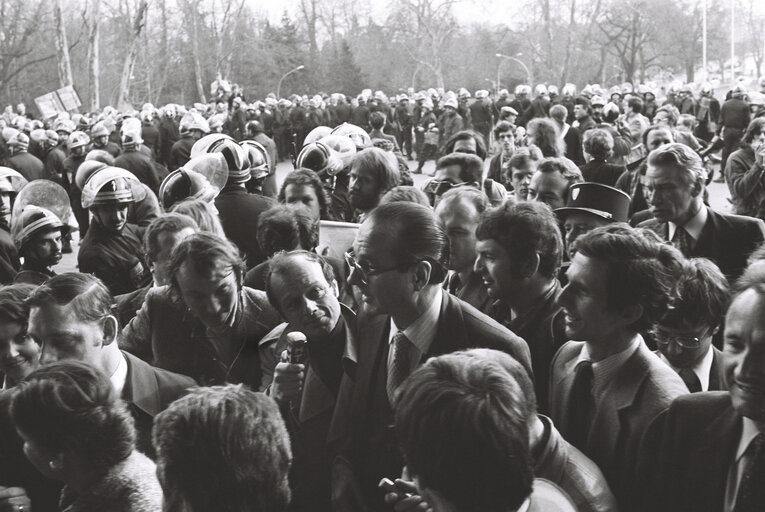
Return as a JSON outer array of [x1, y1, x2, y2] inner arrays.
[[12, 206, 68, 284]]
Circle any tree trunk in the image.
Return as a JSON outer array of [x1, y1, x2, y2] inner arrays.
[[86, 0, 100, 110], [53, 0, 74, 88], [190, 4, 207, 103], [118, 0, 148, 108]]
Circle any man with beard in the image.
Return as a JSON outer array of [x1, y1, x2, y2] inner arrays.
[[77, 166, 151, 295], [12, 206, 67, 284], [348, 147, 400, 221]]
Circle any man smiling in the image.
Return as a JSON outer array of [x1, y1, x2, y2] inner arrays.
[[550, 224, 688, 507]]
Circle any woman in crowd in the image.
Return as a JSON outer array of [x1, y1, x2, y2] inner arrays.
[[10, 360, 162, 511]]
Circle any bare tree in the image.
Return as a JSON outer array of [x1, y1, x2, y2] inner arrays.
[[53, 0, 74, 88], [117, 0, 148, 107], [86, 0, 101, 110]]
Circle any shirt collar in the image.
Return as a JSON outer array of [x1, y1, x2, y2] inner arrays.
[[389, 289, 443, 354], [657, 344, 715, 392], [110, 352, 129, 397], [735, 417, 763, 462], [578, 334, 642, 395], [669, 204, 708, 241]]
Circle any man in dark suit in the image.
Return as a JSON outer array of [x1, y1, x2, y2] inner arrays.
[[579, 128, 627, 187], [330, 202, 532, 512], [550, 224, 689, 507], [639, 142, 765, 281], [653, 258, 729, 392], [638, 266, 765, 512], [26, 272, 196, 454], [260, 250, 356, 512]]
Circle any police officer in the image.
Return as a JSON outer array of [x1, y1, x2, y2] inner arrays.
[[193, 133, 274, 268], [12, 205, 68, 284], [91, 121, 121, 158], [77, 166, 152, 295], [169, 112, 210, 170]]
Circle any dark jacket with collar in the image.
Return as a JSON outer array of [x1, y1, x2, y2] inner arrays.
[[120, 286, 281, 390], [638, 206, 765, 281], [652, 346, 727, 392], [637, 392, 741, 512], [261, 305, 357, 512], [215, 186, 274, 269], [549, 338, 688, 506], [121, 350, 196, 456], [330, 289, 532, 512], [579, 159, 627, 187], [493, 281, 567, 414]]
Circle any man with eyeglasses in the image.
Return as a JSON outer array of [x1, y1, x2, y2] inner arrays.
[[652, 258, 729, 393], [639, 143, 765, 281], [260, 250, 354, 512], [331, 201, 531, 512], [638, 263, 765, 512]]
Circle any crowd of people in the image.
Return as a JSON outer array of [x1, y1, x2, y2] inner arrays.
[[0, 74, 764, 512]]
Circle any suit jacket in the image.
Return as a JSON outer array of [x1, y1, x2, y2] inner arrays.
[[637, 392, 741, 512], [653, 346, 727, 392], [260, 306, 357, 512], [534, 416, 618, 512], [122, 350, 196, 456], [120, 286, 281, 390], [579, 160, 627, 187], [549, 338, 689, 506], [638, 207, 765, 281], [330, 289, 532, 511]]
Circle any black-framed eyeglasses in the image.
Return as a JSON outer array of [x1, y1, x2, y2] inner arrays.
[[345, 250, 411, 286], [654, 333, 702, 349]]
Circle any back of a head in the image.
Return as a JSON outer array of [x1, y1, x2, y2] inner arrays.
[[575, 224, 684, 333], [537, 157, 584, 189], [436, 186, 489, 217], [369, 110, 386, 129], [660, 257, 729, 332], [583, 129, 615, 160], [476, 201, 562, 280], [144, 213, 199, 264], [549, 104, 568, 122], [170, 199, 226, 238], [380, 185, 431, 207], [366, 201, 448, 284], [11, 360, 135, 471], [152, 384, 291, 512], [256, 204, 318, 257], [395, 352, 533, 512], [26, 272, 114, 325]]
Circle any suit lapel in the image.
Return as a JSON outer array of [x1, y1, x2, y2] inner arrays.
[[692, 207, 718, 257], [709, 347, 727, 391], [550, 343, 583, 436], [122, 351, 162, 417], [587, 343, 651, 470], [425, 291, 468, 362]]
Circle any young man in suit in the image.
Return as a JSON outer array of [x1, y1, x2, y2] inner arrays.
[[653, 257, 729, 392], [639, 142, 765, 281], [331, 201, 531, 512], [639, 264, 765, 512], [550, 224, 689, 507]]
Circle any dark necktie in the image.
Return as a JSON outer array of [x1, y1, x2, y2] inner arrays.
[[735, 433, 765, 512], [678, 368, 701, 393], [672, 225, 694, 256], [448, 273, 462, 295], [567, 360, 594, 449], [387, 331, 411, 404]]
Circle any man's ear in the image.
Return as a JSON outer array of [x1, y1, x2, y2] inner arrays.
[[519, 252, 541, 279], [691, 180, 703, 197], [619, 303, 644, 328], [101, 315, 119, 347], [413, 260, 433, 291]]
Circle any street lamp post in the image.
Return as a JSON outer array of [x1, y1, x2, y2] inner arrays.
[[277, 65, 305, 99], [496, 53, 532, 89]]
